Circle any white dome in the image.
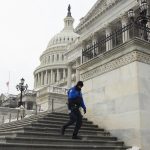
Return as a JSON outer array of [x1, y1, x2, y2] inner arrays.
[[47, 28, 79, 49], [46, 9, 79, 50]]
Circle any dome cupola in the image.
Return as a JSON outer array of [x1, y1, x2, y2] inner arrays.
[[63, 4, 74, 30], [46, 4, 79, 49]]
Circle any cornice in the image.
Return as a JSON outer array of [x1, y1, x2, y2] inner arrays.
[[34, 64, 67, 74], [75, 0, 122, 32]]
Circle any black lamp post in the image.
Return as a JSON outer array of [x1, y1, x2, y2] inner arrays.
[[128, 0, 149, 24], [16, 78, 28, 107], [128, 0, 149, 40], [128, 0, 149, 27]]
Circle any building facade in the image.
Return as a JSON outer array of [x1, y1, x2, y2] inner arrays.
[[33, 6, 79, 111], [34, 5, 79, 90], [65, 0, 150, 150], [34, 0, 150, 149], [0, 90, 36, 110]]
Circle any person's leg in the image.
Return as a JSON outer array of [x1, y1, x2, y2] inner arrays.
[[61, 111, 77, 135], [72, 110, 82, 139]]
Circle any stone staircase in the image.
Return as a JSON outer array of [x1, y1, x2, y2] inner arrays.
[[0, 112, 131, 150]]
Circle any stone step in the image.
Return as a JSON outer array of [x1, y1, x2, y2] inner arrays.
[[0, 120, 95, 132], [0, 126, 109, 136], [0, 112, 131, 150], [0, 136, 124, 146], [0, 112, 49, 128], [0, 131, 117, 141], [0, 112, 69, 128], [0, 115, 92, 131], [44, 112, 88, 120], [30, 122, 103, 131], [0, 143, 131, 150], [38, 117, 90, 124], [37, 118, 93, 125], [42, 116, 88, 121]]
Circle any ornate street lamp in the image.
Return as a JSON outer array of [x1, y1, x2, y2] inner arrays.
[[128, 0, 149, 24], [16, 78, 28, 107], [128, 9, 135, 20]]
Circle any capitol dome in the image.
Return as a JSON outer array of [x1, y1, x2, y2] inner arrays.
[[34, 5, 79, 90], [47, 30, 79, 49], [46, 5, 79, 50]]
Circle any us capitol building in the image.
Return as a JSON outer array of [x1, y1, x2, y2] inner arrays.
[[2, 0, 150, 149], [34, 5, 79, 90]]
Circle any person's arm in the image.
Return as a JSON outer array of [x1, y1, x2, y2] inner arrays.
[[80, 94, 86, 113]]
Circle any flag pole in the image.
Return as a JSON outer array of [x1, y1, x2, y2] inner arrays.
[[8, 72, 10, 94], [6, 72, 10, 94]]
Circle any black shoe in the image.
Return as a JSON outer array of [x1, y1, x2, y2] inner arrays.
[[61, 126, 65, 135], [72, 136, 81, 140]]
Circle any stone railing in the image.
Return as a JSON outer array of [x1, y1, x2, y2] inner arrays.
[[48, 86, 68, 94], [37, 85, 68, 96], [36, 85, 68, 113], [0, 107, 36, 124]]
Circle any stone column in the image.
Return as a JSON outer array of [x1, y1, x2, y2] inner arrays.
[[37, 73, 40, 87], [51, 69, 53, 84], [48, 95, 51, 112], [34, 75, 36, 88], [67, 64, 72, 88], [59, 54, 62, 62], [105, 25, 113, 51], [81, 41, 87, 63], [63, 68, 66, 79], [76, 58, 80, 82], [41, 72, 43, 86], [57, 69, 60, 82], [39, 73, 41, 86], [47, 70, 50, 84], [54, 54, 57, 62], [121, 15, 129, 43], [92, 32, 99, 56], [45, 70, 48, 85], [50, 55, 52, 63], [36, 75, 38, 87]]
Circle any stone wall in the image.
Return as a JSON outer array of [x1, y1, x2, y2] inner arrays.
[[82, 61, 141, 146], [79, 38, 150, 149], [137, 62, 150, 150]]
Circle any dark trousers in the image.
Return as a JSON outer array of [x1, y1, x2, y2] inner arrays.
[[63, 109, 82, 136]]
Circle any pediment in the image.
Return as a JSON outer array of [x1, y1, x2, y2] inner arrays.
[[76, 0, 121, 32]]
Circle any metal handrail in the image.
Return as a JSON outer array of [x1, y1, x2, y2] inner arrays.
[[82, 23, 150, 63]]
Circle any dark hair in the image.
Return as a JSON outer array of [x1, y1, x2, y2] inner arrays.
[[76, 81, 84, 87]]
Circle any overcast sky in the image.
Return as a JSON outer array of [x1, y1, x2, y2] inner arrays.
[[0, 0, 97, 94]]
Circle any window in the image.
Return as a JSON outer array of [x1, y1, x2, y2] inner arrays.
[[48, 56, 50, 63], [57, 54, 59, 61], [52, 55, 54, 62]]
